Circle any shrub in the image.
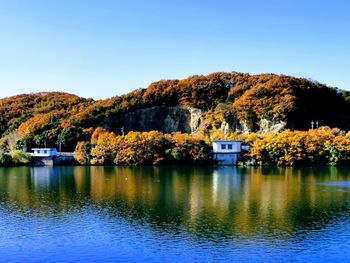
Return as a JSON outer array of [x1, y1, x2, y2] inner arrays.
[[10, 150, 31, 164]]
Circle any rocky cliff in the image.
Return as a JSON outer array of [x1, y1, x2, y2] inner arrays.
[[106, 106, 204, 133], [104, 105, 288, 134]]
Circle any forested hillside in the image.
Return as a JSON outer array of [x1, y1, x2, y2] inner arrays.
[[1, 72, 350, 152]]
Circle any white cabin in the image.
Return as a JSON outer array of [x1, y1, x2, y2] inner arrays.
[[32, 148, 58, 157], [212, 140, 242, 166]]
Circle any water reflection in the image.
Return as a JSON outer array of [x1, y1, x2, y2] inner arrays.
[[0, 166, 350, 241]]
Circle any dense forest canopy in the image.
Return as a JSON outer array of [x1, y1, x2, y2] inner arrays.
[[0, 72, 350, 152]]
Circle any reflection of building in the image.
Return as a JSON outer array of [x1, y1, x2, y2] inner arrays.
[[212, 140, 242, 165], [32, 148, 58, 157], [31, 167, 58, 189], [212, 167, 240, 205]]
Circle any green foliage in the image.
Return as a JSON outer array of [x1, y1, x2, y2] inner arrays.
[[34, 131, 49, 147], [14, 139, 25, 151], [59, 127, 81, 150], [0, 151, 12, 165], [10, 150, 31, 164]]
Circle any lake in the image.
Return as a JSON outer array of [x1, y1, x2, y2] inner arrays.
[[0, 166, 350, 262]]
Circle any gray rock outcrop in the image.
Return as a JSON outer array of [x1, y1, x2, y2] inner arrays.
[[116, 106, 204, 133]]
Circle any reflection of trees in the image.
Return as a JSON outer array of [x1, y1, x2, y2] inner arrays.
[[0, 167, 87, 214], [0, 166, 349, 240]]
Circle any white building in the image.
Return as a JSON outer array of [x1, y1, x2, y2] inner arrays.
[[32, 148, 58, 157], [212, 140, 242, 165]]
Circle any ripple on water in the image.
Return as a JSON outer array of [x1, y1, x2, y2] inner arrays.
[[0, 166, 350, 262]]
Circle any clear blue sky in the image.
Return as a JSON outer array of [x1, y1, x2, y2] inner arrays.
[[0, 0, 349, 99]]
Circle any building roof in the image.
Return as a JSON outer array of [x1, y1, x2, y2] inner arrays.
[[32, 148, 57, 150], [212, 140, 243, 143]]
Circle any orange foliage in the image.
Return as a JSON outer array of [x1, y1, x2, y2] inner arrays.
[[2, 72, 350, 153], [77, 130, 210, 165], [239, 127, 350, 166]]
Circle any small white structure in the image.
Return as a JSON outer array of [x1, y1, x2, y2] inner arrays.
[[212, 140, 242, 166], [32, 148, 58, 157]]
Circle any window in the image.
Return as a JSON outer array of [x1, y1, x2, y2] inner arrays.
[[228, 144, 233, 150], [44, 150, 47, 154], [221, 144, 226, 150]]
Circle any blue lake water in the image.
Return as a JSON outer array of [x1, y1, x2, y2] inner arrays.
[[0, 166, 350, 262]]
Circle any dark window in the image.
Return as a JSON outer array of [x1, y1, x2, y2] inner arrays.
[[44, 150, 47, 154], [221, 144, 226, 150], [228, 144, 233, 150]]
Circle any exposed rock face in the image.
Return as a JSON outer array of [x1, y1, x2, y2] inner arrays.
[[238, 122, 250, 134], [228, 119, 286, 134], [258, 119, 287, 133], [105, 106, 286, 135], [117, 106, 204, 133], [219, 121, 232, 134], [188, 107, 203, 133]]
